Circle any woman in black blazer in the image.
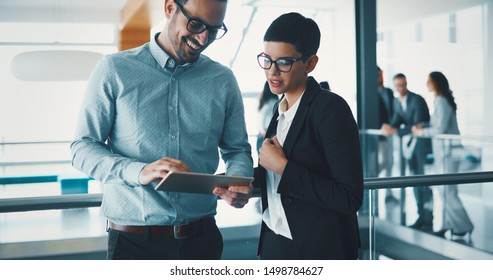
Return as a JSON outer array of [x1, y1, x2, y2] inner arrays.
[[255, 13, 364, 260]]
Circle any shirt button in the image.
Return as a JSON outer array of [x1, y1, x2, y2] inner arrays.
[[171, 135, 176, 140], [171, 77, 176, 82], [169, 106, 174, 111]]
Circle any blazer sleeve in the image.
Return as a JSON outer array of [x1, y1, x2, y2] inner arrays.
[[390, 99, 403, 128], [277, 99, 364, 215], [422, 97, 453, 136], [414, 95, 430, 124]]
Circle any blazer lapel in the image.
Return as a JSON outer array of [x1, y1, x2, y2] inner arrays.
[[281, 77, 319, 158], [405, 92, 415, 120], [265, 100, 280, 139]]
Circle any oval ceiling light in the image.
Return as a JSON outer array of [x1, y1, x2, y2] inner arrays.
[[10, 50, 103, 82]]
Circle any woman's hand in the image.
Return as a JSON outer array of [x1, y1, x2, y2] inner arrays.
[[412, 124, 423, 136], [259, 136, 288, 175]]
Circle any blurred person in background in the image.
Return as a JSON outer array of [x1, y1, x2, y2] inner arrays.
[[412, 71, 473, 240], [377, 67, 397, 203], [382, 73, 433, 231]]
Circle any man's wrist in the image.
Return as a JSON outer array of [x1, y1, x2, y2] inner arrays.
[[124, 161, 148, 187]]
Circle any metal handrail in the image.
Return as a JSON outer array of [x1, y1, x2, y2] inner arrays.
[[0, 134, 258, 146], [3, 130, 493, 146], [0, 194, 103, 213], [1, 171, 492, 214], [0, 160, 71, 167], [364, 171, 493, 189], [0, 140, 71, 145], [359, 129, 493, 142]]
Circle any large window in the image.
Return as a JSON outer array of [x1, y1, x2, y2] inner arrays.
[[377, 0, 492, 137], [0, 23, 117, 179]]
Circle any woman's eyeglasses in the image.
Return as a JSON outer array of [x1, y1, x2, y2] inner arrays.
[[257, 52, 307, 73]]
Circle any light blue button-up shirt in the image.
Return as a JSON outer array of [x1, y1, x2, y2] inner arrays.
[[71, 33, 253, 226]]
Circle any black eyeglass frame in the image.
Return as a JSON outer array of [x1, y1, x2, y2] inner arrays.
[[175, 0, 228, 40], [256, 52, 308, 73]]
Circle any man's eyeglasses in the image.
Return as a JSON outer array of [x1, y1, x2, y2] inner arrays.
[[257, 53, 307, 73], [175, 0, 228, 40]]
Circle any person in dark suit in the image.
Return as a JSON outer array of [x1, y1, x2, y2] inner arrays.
[[381, 73, 433, 231], [378, 67, 394, 130], [377, 67, 396, 202], [254, 12, 364, 260]]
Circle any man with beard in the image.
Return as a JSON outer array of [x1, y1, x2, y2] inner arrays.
[[71, 0, 253, 260]]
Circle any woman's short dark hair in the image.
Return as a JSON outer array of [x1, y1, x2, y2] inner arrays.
[[263, 12, 321, 58]]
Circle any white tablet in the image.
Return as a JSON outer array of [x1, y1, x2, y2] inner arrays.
[[154, 171, 254, 195]]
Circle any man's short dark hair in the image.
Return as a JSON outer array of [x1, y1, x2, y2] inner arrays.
[[263, 12, 321, 58], [393, 73, 406, 80]]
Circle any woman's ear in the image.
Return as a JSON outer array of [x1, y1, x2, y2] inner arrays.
[[305, 55, 319, 74], [164, 0, 175, 20]]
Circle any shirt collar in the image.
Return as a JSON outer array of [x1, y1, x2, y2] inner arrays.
[[400, 92, 408, 103], [277, 89, 305, 122], [149, 32, 192, 70]]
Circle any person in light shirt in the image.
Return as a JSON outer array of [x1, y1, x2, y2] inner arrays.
[[71, 0, 253, 260], [254, 12, 364, 260], [412, 71, 473, 240]]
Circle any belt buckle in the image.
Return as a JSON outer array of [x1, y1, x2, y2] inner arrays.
[[173, 225, 186, 239]]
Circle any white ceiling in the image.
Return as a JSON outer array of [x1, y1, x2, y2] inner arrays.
[[0, 0, 127, 10], [378, 0, 489, 28], [2, 0, 486, 27], [0, 0, 128, 23], [0, 0, 349, 24]]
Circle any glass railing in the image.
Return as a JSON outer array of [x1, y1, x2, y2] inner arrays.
[[0, 136, 261, 198], [362, 172, 493, 260], [359, 129, 493, 179], [2, 172, 493, 259], [358, 130, 493, 259], [0, 196, 262, 260], [2, 134, 493, 259]]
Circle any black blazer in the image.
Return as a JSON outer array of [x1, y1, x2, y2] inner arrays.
[[378, 87, 394, 126], [390, 91, 431, 156], [254, 77, 364, 259]]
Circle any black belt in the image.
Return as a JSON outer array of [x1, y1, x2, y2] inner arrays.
[[108, 217, 214, 239]]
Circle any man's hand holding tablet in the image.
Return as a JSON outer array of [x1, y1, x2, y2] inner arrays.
[[146, 157, 254, 208], [213, 183, 253, 209]]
